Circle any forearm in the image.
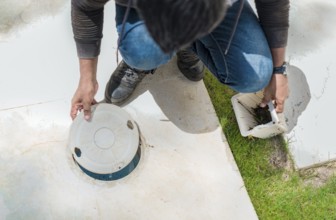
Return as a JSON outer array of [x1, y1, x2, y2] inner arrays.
[[255, 0, 290, 48], [78, 58, 98, 83], [271, 47, 286, 67], [254, 0, 289, 66], [71, 58, 99, 120], [71, 0, 108, 58]]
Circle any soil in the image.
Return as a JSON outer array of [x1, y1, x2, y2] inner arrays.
[[253, 105, 273, 125], [300, 161, 336, 188], [268, 136, 336, 188], [269, 136, 292, 170]]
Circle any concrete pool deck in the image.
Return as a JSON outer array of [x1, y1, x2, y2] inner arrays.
[[2, 0, 336, 218], [0, 2, 257, 219]]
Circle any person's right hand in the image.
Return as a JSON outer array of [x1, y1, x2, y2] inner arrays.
[[71, 58, 99, 120], [70, 78, 99, 120]]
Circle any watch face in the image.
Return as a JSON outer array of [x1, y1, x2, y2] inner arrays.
[[282, 62, 288, 75], [273, 62, 288, 75]]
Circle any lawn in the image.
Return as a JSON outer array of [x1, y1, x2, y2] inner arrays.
[[204, 71, 336, 220]]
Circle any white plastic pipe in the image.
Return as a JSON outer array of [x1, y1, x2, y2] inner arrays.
[[267, 101, 279, 124]]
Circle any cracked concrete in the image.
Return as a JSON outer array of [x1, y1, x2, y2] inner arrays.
[[286, 0, 336, 169]]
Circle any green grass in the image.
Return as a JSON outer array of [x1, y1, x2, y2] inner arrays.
[[204, 71, 336, 220]]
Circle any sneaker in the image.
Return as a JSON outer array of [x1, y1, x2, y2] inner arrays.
[[105, 61, 154, 103], [177, 49, 205, 81]]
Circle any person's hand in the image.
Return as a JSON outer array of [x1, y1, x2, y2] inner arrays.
[[70, 78, 98, 120], [261, 74, 288, 113]]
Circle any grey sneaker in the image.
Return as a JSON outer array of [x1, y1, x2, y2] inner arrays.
[[177, 49, 205, 81], [105, 61, 154, 103]]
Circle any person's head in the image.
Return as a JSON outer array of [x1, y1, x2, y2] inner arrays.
[[136, 0, 227, 53]]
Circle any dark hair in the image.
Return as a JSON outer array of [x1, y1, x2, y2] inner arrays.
[[136, 0, 227, 53]]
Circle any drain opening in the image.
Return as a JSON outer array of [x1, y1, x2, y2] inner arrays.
[[74, 147, 81, 157]]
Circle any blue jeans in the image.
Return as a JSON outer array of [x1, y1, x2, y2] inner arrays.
[[115, 0, 272, 93]]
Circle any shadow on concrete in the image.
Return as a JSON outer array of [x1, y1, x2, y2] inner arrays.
[[284, 65, 311, 132], [105, 59, 312, 136], [116, 57, 219, 134], [116, 62, 312, 135]]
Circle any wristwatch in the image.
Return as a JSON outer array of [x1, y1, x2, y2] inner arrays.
[[273, 62, 288, 76]]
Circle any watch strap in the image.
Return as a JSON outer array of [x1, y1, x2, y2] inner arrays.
[[273, 62, 288, 75]]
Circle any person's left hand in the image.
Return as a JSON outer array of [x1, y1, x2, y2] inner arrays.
[[260, 74, 288, 113]]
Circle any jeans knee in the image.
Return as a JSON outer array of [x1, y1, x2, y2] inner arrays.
[[121, 48, 171, 70], [118, 24, 172, 70], [241, 66, 272, 92], [227, 58, 273, 93], [242, 74, 270, 93]]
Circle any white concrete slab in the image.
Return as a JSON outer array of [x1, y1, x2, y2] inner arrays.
[[285, 0, 336, 168], [0, 2, 257, 219], [245, 0, 336, 169]]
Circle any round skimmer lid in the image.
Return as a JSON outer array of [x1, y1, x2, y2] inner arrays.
[[69, 103, 139, 174]]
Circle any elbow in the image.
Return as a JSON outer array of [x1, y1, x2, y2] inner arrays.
[[72, 0, 105, 11]]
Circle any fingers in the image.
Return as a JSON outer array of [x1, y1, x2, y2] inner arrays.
[[260, 73, 289, 112], [70, 78, 98, 120], [262, 94, 285, 113], [275, 98, 285, 113], [260, 90, 272, 108], [70, 99, 96, 121], [260, 99, 269, 108], [92, 99, 98, 105], [83, 100, 92, 120], [70, 103, 81, 120]]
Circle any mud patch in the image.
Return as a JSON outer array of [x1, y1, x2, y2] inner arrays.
[[300, 161, 336, 188], [267, 136, 336, 187], [268, 136, 292, 171]]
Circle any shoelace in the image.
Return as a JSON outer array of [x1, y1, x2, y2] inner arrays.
[[121, 66, 144, 85], [125, 69, 137, 79]]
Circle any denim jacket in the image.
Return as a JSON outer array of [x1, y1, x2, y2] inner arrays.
[[72, 0, 289, 58]]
